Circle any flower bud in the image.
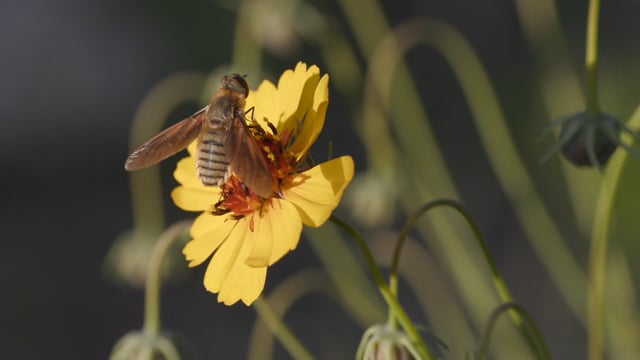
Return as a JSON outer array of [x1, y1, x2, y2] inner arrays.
[[558, 111, 620, 167], [103, 229, 187, 288], [109, 331, 196, 360], [357, 324, 419, 360]]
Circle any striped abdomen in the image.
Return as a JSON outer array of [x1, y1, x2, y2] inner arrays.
[[196, 123, 230, 186]]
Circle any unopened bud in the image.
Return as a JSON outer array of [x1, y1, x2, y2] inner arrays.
[[109, 331, 196, 360], [559, 112, 620, 167]]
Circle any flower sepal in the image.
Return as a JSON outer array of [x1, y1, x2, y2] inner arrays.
[[541, 110, 640, 170]]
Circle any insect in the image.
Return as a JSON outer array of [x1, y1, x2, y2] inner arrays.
[[125, 74, 273, 198]]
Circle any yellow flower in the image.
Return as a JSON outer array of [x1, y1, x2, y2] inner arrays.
[[171, 62, 354, 305]]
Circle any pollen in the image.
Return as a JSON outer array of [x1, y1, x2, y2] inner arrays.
[[212, 176, 269, 218]]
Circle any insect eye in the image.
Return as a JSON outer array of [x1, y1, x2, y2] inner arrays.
[[224, 74, 249, 97]]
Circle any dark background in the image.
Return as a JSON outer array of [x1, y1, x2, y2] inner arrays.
[[3, 0, 640, 359]]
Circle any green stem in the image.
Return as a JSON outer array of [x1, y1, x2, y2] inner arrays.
[[231, 0, 262, 75], [585, 0, 601, 114], [252, 297, 315, 360], [143, 220, 192, 335], [128, 73, 207, 236], [248, 271, 341, 360], [330, 216, 434, 360], [389, 18, 586, 324], [587, 103, 640, 360], [389, 199, 547, 357], [476, 303, 550, 360]]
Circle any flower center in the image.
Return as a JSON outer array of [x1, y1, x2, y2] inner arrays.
[[211, 120, 298, 219]]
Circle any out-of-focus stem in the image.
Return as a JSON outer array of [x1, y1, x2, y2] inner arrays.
[[128, 73, 207, 236], [585, 0, 601, 114], [143, 220, 191, 335], [381, 18, 586, 324], [253, 297, 315, 360]]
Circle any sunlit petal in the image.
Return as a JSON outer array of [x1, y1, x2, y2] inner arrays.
[[265, 199, 303, 265], [276, 63, 321, 132], [247, 80, 279, 132], [173, 156, 201, 188], [214, 217, 267, 305], [283, 156, 354, 227], [203, 220, 248, 293], [243, 199, 303, 267], [244, 213, 273, 267], [190, 212, 228, 238], [171, 187, 217, 211], [288, 73, 329, 158], [182, 219, 237, 267], [219, 243, 267, 306]]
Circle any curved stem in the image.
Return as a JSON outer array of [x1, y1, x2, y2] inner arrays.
[[585, 0, 601, 114], [248, 271, 342, 360], [143, 220, 192, 335], [330, 215, 434, 360], [385, 18, 587, 324], [247, 270, 348, 360], [128, 73, 206, 237], [476, 303, 550, 360], [390, 199, 545, 356], [252, 297, 315, 360]]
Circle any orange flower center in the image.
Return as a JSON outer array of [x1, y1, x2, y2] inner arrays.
[[211, 121, 299, 220]]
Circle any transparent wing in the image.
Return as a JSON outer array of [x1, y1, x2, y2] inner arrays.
[[124, 106, 207, 170], [224, 116, 273, 198]]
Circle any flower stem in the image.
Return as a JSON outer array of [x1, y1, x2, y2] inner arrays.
[[143, 220, 192, 336], [476, 303, 550, 360], [587, 103, 640, 360], [585, 0, 601, 114], [128, 73, 206, 237], [390, 199, 548, 358], [330, 215, 434, 360], [231, 0, 262, 75], [252, 297, 315, 360]]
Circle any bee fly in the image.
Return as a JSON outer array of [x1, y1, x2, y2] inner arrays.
[[125, 74, 273, 198]]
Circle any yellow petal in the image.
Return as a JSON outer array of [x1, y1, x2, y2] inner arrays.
[[171, 186, 217, 211], [265, 199, 303, 265], [288, 73, 329, 158], [172, 142, 220, 211], [182, 218, 238, 267], [283, 156, 354, 227], [200, 217, 267, 305], [203, 220, 248, 293], [190, 212, 228, 238], [187, 140, 198, 156], [244, 214, 273, 268], [173, 156, 201, 188], [219, 256, 267, 306], [276, 63, 321, 132], [244, 199, 302, 267], [246, 79, 279, 132]]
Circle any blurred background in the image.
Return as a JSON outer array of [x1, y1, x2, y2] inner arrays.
[[3, 0, 640, 358]]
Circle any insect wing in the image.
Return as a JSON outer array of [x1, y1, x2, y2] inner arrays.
[[125, 107, 207, 170], [224, 117, 273, 198]]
